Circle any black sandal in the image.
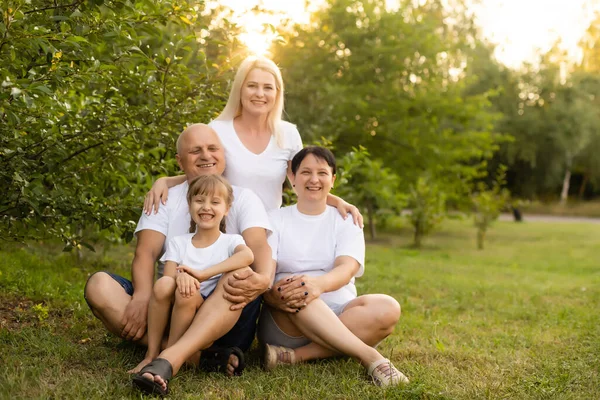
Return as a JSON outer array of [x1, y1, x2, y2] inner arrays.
[[199, 346, 246, 376], [132, 358, 173, 396]]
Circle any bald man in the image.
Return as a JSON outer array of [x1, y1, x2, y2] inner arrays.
[[84, 124, 274, 375]]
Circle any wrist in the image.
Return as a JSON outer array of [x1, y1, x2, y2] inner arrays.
[[131, 293, 151, 304], [255, 273, 271, 293]]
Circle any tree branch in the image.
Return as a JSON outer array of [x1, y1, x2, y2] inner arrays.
[[24, 1, 84, 15]]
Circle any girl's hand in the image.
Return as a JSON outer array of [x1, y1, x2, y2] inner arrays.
[[144, 177, 170, 215], [175, 270, 200, 297], [176, 265, 208, 283], [336, 200, 364, 228], [278, 275, 322, 310]]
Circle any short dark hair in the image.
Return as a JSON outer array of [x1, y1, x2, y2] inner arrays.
[[291, 146, 337, 175]]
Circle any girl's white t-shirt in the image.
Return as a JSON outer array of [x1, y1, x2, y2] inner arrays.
[[209, 119, 303, 212], [268, 205, 365, 310], [161, 232, 245, 297]]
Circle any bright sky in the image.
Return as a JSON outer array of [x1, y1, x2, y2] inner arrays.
[[217, 0, 600, 69]]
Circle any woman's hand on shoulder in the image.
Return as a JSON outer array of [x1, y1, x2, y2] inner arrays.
[[336, 200, 364, 229], [279, 275, 322, 310], [144, 177, 170, 215]]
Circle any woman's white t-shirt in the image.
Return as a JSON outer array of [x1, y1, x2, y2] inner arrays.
[[267, 205, 365, 311], [209, 119, 303, 212], [161, 232, 245, 297]]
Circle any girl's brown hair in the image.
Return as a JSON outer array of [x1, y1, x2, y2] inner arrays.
[[186, 175, 234, 234]]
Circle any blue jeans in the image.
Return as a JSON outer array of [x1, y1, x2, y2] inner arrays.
[[86, 271, 261, 352]]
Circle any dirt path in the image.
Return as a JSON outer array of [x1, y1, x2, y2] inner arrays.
[[499, 213, 600, 224]]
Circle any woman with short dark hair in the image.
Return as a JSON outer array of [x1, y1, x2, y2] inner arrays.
[[258, 146, 409, 387]]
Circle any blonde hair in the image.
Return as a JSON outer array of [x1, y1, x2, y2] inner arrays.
[[187, 175, 234, 234], [216, 56, 285, 147]]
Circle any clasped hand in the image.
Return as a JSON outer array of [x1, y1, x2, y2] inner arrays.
[[265, 275, 321, 313]]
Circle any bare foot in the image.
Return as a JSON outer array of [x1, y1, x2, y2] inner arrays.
[[128, 357, 153, 374], [140, 372, 167, 392], [225, 353, 239, 377]]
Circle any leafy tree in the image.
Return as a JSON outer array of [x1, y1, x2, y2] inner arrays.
[[335, 146, 404, 240], [406, 175, 445, 248], [472, 167, 509, 250], [0, 0, 241, 246], [273, 0, 502, 218]]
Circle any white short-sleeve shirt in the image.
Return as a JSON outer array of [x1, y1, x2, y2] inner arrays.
[[268, 205, 365, 310], [161, 232, 245, 297], [209, 119, 303, 211], [135, 182, 271, 276]]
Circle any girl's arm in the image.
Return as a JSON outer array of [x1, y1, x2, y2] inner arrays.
[[177, 245, 254, 282], [143, 175, 187, 215], [277, 256, 360, 308]]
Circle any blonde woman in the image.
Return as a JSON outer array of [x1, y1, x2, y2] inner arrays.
[[144, 55, 362, 224]]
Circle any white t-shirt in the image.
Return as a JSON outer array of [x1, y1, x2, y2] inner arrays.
[[135, 182, 271, 276], [161, 232, 245, 297], [268, 205, 365, 310], [209, 119, 303, 212]]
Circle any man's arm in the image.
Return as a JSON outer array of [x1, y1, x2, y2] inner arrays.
[[222, 227, 274, 310], [121, 229, 165, 341]]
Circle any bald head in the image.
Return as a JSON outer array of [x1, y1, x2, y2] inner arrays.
[[175, 123, 226, 180]]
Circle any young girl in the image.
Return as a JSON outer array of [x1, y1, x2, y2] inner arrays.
[[131, 174, 254, 378]]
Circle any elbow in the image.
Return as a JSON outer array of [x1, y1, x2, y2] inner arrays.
[[246, 248, 255, 266]]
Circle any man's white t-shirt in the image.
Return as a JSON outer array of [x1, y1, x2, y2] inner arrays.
[[209, 119, 303, 212], [135, 182, 271, 276], [161, 232, 245, 297], [268, 205, 365, 311]]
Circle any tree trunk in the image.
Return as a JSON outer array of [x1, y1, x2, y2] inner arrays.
[[578, 173, 589, 199], [559, 168, 571, 206], [477, 228, 485, 250], [367, 201, 376, 240], [413, 226, 422, 248]]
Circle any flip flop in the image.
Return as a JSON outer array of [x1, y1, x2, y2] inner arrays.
[[198, 346, 246, 376], [132, 358, 173, 396]]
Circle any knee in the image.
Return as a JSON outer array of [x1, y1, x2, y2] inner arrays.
[[174, 288, 201, 306], [372, 295, 401, 332], [153, 276, 176, 301], [84, 272, 114, 309]]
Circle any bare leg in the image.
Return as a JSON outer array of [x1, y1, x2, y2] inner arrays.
[[276, 298, 383, 366], [294, 294, 400, 362], [85, 272, 148, 342], [167, 289, 204, 347], [140, 275, 242, 391], [129, 277, 176, 373]]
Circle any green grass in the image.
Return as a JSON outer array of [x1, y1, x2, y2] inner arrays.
[[1, 220, 599, 399]]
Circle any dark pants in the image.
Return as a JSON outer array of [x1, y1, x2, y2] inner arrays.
[[86, 271, 261, 352]]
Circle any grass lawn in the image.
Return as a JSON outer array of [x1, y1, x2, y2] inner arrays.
[[1, 219, 599, 399]]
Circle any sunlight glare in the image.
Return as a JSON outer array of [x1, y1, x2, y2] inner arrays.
[[239, 30, 277, 56]]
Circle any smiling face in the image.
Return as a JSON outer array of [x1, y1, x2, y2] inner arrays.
[[240, 68, 278, 117], [292, 154, 336, 204], [189, 186, 229, 232], [176, 124, 226, 181]]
